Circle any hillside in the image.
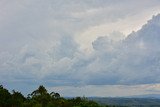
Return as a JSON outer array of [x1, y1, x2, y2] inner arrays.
[[90, 97, 160, 107]]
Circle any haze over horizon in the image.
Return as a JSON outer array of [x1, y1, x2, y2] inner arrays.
[[1, 0, 160, 97]]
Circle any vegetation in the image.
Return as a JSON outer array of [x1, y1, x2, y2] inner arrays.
[[0, 85, 119, 107]]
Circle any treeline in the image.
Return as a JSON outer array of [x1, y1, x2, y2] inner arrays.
[[0, 85, 118, 107]]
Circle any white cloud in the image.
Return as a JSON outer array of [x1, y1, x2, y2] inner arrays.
[[48, 84, 160, 97], [71, 14, 160, 85], [1, 0, 160, 96]]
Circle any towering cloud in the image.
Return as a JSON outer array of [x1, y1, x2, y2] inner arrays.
[[1, 14, 160, 88], [89, 14, 160, 85], [1, 0, 160, 95]]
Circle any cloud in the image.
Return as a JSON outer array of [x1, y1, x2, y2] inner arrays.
[[56, 13, 160, 86], [1, 0, 160, 96], [48, 84, 160, 97], [89, 14, 160, 85]]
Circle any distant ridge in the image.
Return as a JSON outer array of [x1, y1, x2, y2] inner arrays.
[[126, 94, 160, 99], [89, 97, 160, 107]]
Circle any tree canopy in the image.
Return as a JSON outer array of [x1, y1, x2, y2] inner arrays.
[[0, 85, 121, 107]]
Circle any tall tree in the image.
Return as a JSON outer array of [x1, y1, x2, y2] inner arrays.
[[11, 90, 26, 107], [31, 85, 47, 97], [0, 85, 12, 107], [31, 85, 50, 107]]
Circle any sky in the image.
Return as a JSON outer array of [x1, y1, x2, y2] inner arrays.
[[1, 0, 160, 97]]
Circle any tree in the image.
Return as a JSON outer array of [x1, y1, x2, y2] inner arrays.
[[0, 85, 12, 107], [31, 85, 51, 107], [50, 92, 60, 99], [11, 90, 26, 107], [54, 93, 60, 99], [0, 85, 104, 107], [31, 85, 47, 97]]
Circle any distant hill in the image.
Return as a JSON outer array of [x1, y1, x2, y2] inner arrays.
[[127, 94, 160, 99], [89, 97, 160, 107]]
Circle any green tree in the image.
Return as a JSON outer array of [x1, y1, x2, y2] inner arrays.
[[0, 85, 12, 107], [31, 85, 47, 97], [11, 90, 26, 107], [31, 85, 51, 107], [0, 85, 105, 107], [50, 92, 60, 99]]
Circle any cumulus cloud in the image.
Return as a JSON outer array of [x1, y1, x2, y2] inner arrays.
[[1, 0, 160, 95], [55, 14, 160, 86], [89, 14, 160, 85], [43, 12, 160, 87]]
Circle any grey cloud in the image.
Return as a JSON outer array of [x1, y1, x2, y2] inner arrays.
[[69, 14, 160, 85], [2, 14, 160, 87], [1, 0, 160, 94]]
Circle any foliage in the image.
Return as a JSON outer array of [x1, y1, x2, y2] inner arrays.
[[0, 85, 114, 107]]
